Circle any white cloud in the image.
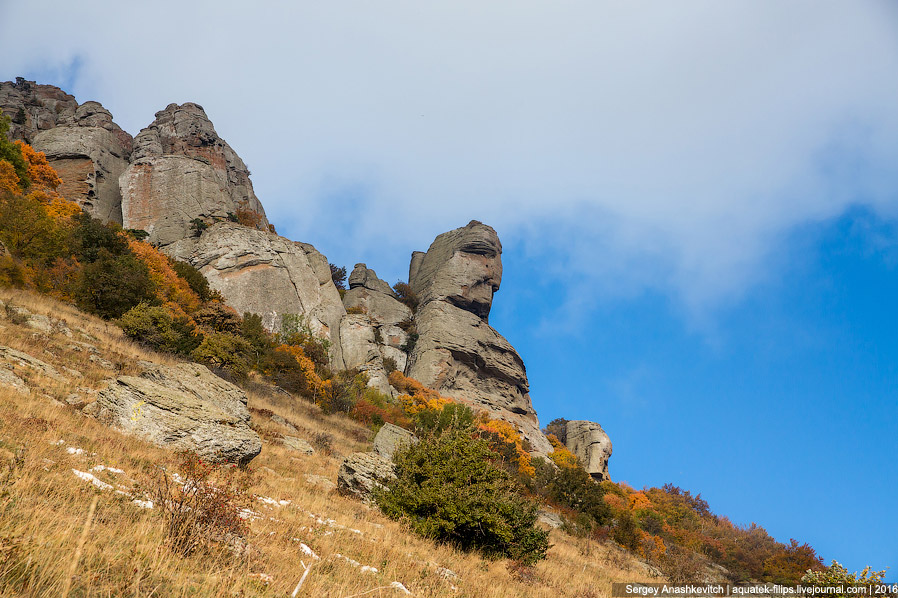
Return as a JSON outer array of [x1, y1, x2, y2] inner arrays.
[[2, 1, 897, 312]]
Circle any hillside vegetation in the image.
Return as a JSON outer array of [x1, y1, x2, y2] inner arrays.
[[1, 115, 875, 595]]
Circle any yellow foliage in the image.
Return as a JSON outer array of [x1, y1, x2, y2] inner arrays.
[[127, 239, 201, 317], [546, 434, 581, 470], [275, 344, 333, 406], [388, 371, 452, 415], [477, 416, 535, 477], [637, 529, 666, 559], [0, 160, 18, 194]]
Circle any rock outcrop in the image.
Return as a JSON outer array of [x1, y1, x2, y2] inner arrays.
[[121, 102, 268, 245], [337, 452, 396, 503], [337, 423, 416, 502], [564, 420, 612, 481], [1, 79, 132, 222], [340, 264, 412, 394], [372, 423, 417, 460], [165, 222, 346, 367], [84, 362, 262, 465], [405, 221, 551, 455]]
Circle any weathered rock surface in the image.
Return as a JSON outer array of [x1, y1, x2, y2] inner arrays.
[[372, 423, 417, 460], [121, 102, 268, 245], [1, 79, 133, 223], [84, 362, 261, 465], [165, 223, 346, 367], [565, 420, 612, 481], [0, 345, 63, 381], [406, 221, 550, 454], [409, 220, 502, 321], [337, 452, 396, 503], [340, 264, 412, 394], [281, 436, 315, 455]]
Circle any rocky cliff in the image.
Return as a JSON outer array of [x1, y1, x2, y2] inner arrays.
[[0, 78, 132, 222], [121, 102, 269, 245], [2, 79, 607, 462]]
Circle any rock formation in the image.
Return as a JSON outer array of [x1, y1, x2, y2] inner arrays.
[[165, 222, 346, 367], [121, 102, 268, 245], [340, 264, 412, 394], [337, 423, 416, 502], [405, 221, 551, 455], [84, 362, 262, 465], [1, 79, 132, 222], [564, 420, 612, 481]]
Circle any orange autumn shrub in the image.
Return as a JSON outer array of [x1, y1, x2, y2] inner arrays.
[[16, 141, 62, 191], [274, 344, 333, 406], [128, 239, 201, 317], [0, 161, 18, 194]]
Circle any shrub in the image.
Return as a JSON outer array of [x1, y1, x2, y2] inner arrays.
[[75, 250, 157, 319], [171, 259, 216, 302], [279, 313, 330, 367], [191, 332, 253, 379], [147, 452, 252, 556], [801, 561, 886, 596], [189, 218, 207, 236], [543, 418, 568, 444], [193, 302, 242, 334], [69, 212, 129, 263], [376, 428, 550, 564], [234, 206, 263, 229], [118, 302, 202, 355], [393, 281, 419, 312], [330, 263, 347, 290], [382, 356, 398, 374]]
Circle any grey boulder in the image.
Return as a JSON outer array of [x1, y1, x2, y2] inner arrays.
[[84, 362, 261, 465]]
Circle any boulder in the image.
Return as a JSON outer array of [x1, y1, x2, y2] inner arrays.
[[372, 423, 417, 460], [1, 79, 132, 223], [84, 362, 261, 465], [564, 420, 612, 481], [165, 222, 346, 367], [405, 222, 549, 454], [121, 102, 268, 245], [337, 452, 396, 503], [281, 436, 315, 455]]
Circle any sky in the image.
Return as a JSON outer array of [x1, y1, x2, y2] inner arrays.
[[2, 0, 897, 576]]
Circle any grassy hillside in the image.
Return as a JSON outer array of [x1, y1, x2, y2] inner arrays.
[[0, 288, 661, 597]]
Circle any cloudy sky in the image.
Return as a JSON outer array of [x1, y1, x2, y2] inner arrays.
[[3, 0, 897, 574]]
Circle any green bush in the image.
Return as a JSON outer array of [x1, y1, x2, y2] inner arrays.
[[529, 458, 611, 529], [69, 213, 129, 263], [376, 428, 550, 564], [414, 402, 475, 435], [118, 303, 202, 355], [191, 332, 253, 379], [171, 259, 215, 302], [75, 250, 156, 319], [193, 302, 242, 334]]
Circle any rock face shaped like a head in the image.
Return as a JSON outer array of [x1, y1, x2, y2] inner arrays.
[[565, 420, 612, 481], [121, 102, 269, 245], [405, 221, 551, 455], [409, 220, 502, 321]]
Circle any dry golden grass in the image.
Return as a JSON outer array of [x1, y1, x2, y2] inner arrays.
[[0, 289, 663, 597]]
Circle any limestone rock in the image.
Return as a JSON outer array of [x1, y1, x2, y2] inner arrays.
[[84, 362, 261, 465], [564, 420, 612, 481], [405, 221, 549, 454], [2, 79, 132, 223], [0, 367, 29, 395], [372, 423, 417, 460], [281, 436, 315, 455], [165, 222, 346, 367], [337, 452, 396, 503], [409, 220, 502, 321], [341, 264, 412, 394], [121, 102, 268, 245], [305, 474, 337, 492], [0, 345, 63, 381]]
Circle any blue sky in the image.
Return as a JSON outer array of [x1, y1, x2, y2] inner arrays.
[[2, 0, 896, 576]]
